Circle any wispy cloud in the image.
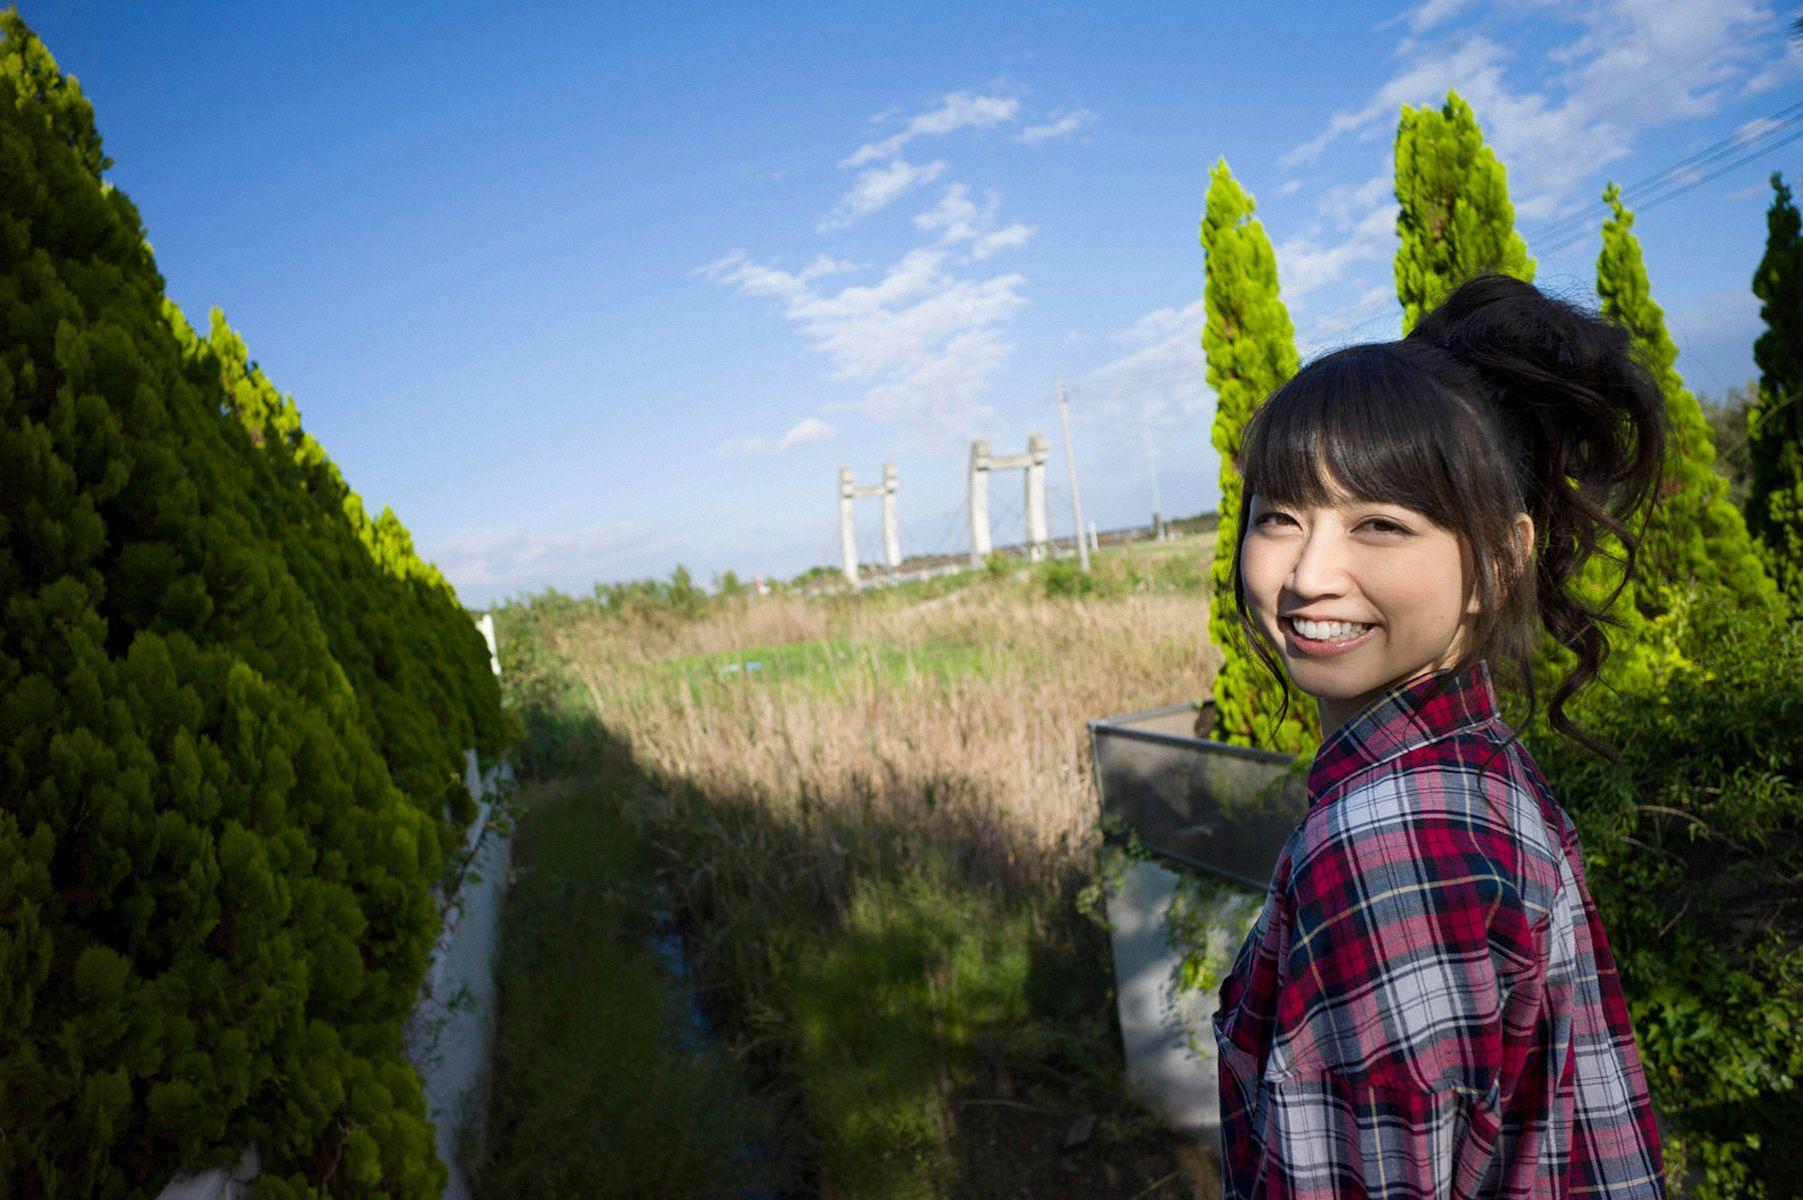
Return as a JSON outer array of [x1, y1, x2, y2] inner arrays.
[[1285, 0, 1781, 223], [819, 158, 948, 231], [843, 91, 1022, 168], [716, 416, 839, 459], [1018, 107, 1096, 144], [704, 83, 1089, 440], [433, 520, 656, 600], [701, 246, 1027, 440], [1376, 0, 1479, 36], [1075, 298, 1212, 428], [913, 183, 1037, 261], [1275, 198, 1397, 301]]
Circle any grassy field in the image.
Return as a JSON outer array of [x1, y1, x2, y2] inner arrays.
[[486, 536, 1228, 1198]]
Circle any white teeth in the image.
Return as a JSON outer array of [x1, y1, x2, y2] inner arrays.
[[1291, 617, 1372, 642]]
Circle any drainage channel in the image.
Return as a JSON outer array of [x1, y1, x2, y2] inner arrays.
[[647, 899, 788, 1200]]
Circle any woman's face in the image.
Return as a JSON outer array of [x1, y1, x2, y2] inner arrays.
[[1239, 486, 1478, 735]]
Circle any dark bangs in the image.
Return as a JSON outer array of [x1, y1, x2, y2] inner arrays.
[[1237, 341, 1519, 526]]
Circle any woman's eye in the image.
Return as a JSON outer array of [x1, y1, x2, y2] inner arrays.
[[1359, 518, 1409, 534], [1253, 511, 1297, 529]]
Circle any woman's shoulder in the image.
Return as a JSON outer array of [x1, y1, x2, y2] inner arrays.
[[1290, 724, 1569, 922]]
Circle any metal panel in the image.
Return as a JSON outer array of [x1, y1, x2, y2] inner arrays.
[[1089, 702, 1306, 892]]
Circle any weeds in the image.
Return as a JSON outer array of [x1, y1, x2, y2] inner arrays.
[[489, 536, 1226, 1198]]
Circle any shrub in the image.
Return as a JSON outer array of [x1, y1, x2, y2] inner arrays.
[[1530, 596, 1803, 1197], [0, 14, 504, 1195]]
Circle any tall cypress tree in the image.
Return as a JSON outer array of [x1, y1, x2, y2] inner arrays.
[[1201, 159, 1314, 753], [1596, 182, 1779, 614], [1393, 90, 1534, 333], [1748, 172, 1803, 598]]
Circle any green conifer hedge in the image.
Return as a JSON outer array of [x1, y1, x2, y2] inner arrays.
[[1200, 159, 1315, 754], [1393, 90, 1534, 333], [1596, 182, 1780, 619], [1748, 173, 1803, 599], [0, 13, 506, 1196]]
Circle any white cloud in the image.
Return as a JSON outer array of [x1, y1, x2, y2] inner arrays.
[[969, 223, 1034, 260], [1282, 34, 1505, 167], [1734, 113, 1786, 144], [432, 520, 655, 600], [1739, 41, 1803, 96], [1276, 201, 1398, 301], [1018, 107, 1096, 144], [819, 158, 948, 231], [913, 183, 1037, 261], [716, 416, 839, 459], [1284, 1, 1779, 222], [1277, 178, 1304, 196], [702, 245, 1027, 440], [1076, 298, 1212, 427], [1296, 285, 1403, 358], [843, 91, 1021, 167], [1379, 0, 1479, 35]]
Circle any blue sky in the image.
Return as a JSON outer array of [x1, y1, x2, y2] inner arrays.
[[25, 1, 1803, 606]]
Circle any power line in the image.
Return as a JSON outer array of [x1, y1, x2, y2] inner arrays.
[[1535, 124, 1803, 258], [1525, 102, 1803, 249]]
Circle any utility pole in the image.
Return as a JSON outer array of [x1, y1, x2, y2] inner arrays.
[[1056, 380, 1090, 573], [1143, 428, 1164, 540]]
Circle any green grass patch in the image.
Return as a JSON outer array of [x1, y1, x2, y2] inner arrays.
[[783, 868, 1033, 1199], [476, 778, 773, 1197], [660, 635, 996, 690]]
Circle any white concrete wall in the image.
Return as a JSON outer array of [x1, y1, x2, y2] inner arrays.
[[1105, 857, 1223, 1135], [403, 750, 515, 1199]]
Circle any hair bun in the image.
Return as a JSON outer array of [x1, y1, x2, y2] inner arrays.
[[1406, 274, 1664, 503], [1408, 273, 1667, 751]]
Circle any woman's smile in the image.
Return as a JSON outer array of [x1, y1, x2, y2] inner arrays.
[[1282, 614, 1380, 656]]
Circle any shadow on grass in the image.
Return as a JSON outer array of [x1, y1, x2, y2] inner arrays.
[[474, 768, 800, 1198], [484, 701, 1216, 1200]]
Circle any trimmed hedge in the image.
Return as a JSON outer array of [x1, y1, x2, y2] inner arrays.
[[0, 13, 505, 1197]]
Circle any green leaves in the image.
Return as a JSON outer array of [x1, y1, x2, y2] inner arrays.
[[1747, 174, 1803, 599], [1394, 90, 1534, 333], [1201, 159, 1315, 754], [1596, 182, 1780, 623], [1533, 604, 1803, 1196], [0, 13, 503, 1196]]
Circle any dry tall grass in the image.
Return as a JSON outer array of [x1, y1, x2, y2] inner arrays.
[[546, 569, 1220, 901]]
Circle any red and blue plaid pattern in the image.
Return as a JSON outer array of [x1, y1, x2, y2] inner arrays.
[[1213, 661, 1666, 1198]]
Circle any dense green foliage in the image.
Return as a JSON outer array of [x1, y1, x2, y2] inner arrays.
[[1747, 174, 1803, 598], [1200, 159, 1314, 754], [0, 13, 504, 1196], [1595, 183, 1779, 619], [1393, 90, 1534, 333], [1703, 381, 1759, 512], [1530, 603, 1802, 1198]]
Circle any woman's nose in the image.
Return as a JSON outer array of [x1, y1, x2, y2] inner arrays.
[[1287, 526, 1352, 598]]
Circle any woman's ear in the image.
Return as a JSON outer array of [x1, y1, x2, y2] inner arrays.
[[1463, 515, 1536, 616], [1511, 513, 1536, 577]]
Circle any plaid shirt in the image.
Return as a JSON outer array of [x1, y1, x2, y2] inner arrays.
[[1212, 661, 1666, 1199]]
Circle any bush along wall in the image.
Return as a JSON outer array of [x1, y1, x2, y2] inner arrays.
[[1529, 602, 1802, 1198], [0, 13, 505, 1198]]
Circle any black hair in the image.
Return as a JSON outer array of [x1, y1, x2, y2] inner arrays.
[[1230, 273, 1667, 754]]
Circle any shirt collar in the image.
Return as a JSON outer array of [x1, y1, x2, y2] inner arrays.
[[1306, 659, 1501, 809]]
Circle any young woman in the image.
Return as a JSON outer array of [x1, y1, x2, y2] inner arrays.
[[1211, 274, 1669, 1199]]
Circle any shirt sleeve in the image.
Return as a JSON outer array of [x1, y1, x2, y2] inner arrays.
[[1244, 790, 1547, 1200]]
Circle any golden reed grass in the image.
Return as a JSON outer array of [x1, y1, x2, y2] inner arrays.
[[545, 575, 1222, 904]]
